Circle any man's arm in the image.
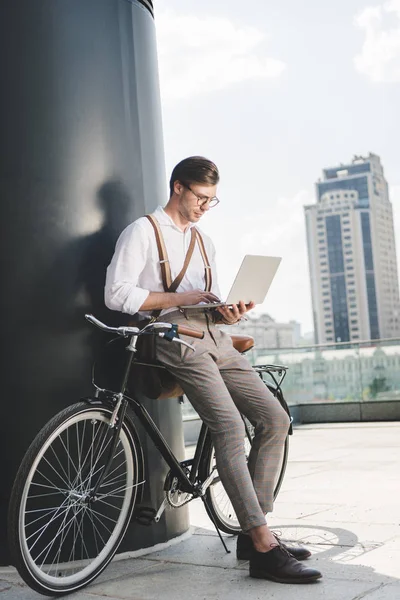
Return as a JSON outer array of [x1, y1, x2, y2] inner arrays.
[[105, 221, 151, 314], [140, 289, 220, 311], [216, 300, 255, 324], [105, 221, 220, 314]]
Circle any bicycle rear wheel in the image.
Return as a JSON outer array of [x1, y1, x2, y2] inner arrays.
[[199, 416, 289, 535], [8, 402, 142, 596]]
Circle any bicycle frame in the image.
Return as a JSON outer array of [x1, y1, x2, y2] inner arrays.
[[8, 315, 294, 598], [85, 333, 211, 501], [84, 324, 291, 523]]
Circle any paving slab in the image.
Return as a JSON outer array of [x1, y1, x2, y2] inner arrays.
[[148, 530, 240, 569], [361, 583, 400, 600], [1, 422, 400, 600], [0, 586, 123, 600], [86, 560, 374, 600], [277, 488, 396, 508], [265, 501, 340, 520], [265, 517, 400, 547], [308, 504, 400, 524]]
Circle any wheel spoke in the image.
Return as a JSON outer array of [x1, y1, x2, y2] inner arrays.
[[26, 490, 66, 500], [48, 443, 71, 487], [46, 502, 78, 575], [85, 507, 103, 556], [87, 506, 119, 528], [25, 498, 71, 546], [86, 507, 115, 537], [25, 505, 68, 530], [40, 455, 70, 489], [33, 503, 86, 565], [30, 468, 67, 495], [95, 479, 144, 501], [77, 437, 116, 493], [13, 406, 138, 593]]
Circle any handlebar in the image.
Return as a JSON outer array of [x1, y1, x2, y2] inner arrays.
[[175, 324, 204, 339], [84, 314, 204, 340], [85, 314, 138, 335]]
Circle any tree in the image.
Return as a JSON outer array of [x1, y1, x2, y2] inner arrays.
[[369, 377, 390, 399]]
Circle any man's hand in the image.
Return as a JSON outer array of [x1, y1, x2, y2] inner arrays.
[[177, 289, 221, 306], [217, 300, 255, 324]]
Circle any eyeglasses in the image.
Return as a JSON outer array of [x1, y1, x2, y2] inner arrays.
[[184, 184, 220, 208]]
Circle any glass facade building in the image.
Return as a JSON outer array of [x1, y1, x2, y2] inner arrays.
[[305, 154, 400, 344]]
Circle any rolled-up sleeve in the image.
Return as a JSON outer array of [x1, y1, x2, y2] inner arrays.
[[105, 222, 150, 315]]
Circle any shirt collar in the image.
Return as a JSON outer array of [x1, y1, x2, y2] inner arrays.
[[154, 206, 195, 233]]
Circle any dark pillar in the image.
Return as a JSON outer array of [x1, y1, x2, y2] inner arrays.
[[0, 0, 189, 565]]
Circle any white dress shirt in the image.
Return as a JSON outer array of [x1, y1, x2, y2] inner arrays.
[[104, 206, 221, 317]]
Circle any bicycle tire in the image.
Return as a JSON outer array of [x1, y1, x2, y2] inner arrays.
[[199, 403, 289, 535], [8, 402, 143, 596]]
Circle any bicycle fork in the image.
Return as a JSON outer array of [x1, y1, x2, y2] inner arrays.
[[87, 395, 129, 500]]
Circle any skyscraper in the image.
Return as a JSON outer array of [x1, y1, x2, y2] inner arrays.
[[305, 153, 400, 343]]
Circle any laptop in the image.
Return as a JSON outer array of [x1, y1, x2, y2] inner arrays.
[[180, 254, 282, 308]]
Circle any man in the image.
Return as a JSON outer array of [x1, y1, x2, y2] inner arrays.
[[105, 156, 322, 584]]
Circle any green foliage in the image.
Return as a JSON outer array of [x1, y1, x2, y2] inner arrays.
[[369, 377, 390, 398]]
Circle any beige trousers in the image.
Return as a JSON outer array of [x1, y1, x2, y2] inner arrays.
[[155, 310, 290, 532]]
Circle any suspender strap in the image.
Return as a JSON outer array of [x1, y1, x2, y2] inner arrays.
[[146, 214, 198, 293], [169, 227, 197, 292], [145, 215, 212, 320], [195, 229, 212, 292], [145, 215, 172, 290]]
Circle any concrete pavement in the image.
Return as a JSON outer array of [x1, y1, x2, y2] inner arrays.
[[1, 422, 399, 599]]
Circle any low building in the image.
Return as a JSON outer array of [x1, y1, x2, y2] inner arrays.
[[220, 313, 301, 350], [256, 341, 400, 405]]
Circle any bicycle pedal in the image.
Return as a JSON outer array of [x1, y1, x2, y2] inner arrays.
[[135, 506, 157, 526]]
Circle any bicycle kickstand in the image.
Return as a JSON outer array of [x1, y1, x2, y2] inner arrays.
[[201, 496, 230, 554]]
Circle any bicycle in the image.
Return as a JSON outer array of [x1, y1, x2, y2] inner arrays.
[[8, 314, 292, 596]]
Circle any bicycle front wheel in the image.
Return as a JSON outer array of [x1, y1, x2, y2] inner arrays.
[[8, 402, 143, 596], [199, 418, 289, 535]]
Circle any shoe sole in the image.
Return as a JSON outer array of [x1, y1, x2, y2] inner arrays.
[[249, 570, 322, 584], [237, 552, 250, 561], [238, 551, 311, 561]]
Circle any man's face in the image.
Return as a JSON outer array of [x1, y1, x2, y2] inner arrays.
[[174, 181, 218, 223]]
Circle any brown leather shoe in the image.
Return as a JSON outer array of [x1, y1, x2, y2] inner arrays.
[[249, 545, 322, 584], [237, 532, 311, 561]]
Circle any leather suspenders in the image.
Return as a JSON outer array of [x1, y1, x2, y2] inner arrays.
[[145, 214, 212, 314], [195, 229, 213, 292]]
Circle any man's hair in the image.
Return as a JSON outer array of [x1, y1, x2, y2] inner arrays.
[[169, 156, 219, 196]]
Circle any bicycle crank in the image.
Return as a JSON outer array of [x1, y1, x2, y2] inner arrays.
[[164, 470, 193, 508]]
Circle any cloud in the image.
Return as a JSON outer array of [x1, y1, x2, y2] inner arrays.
[[200, 190, 314, 330], [354, 0, 400, 82], [155, 11, 286, 100]]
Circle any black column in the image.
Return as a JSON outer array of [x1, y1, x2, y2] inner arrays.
[[0, 0, 188, 565]]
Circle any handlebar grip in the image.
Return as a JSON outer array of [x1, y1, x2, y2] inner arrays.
[[85, 314, 106, 328], [176, 325, 204, 339]]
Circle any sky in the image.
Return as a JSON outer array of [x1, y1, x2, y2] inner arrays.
[[153, 0, 400, 333]]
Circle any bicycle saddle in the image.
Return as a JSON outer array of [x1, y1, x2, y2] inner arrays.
[[230, 335, 254, 353]]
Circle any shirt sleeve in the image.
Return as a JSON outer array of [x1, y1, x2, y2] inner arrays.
[[104, 221, 151, 315]]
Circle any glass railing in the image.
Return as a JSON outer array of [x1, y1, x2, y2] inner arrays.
[[180, 337, 400, 420], [253, 338, 400, 405]]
